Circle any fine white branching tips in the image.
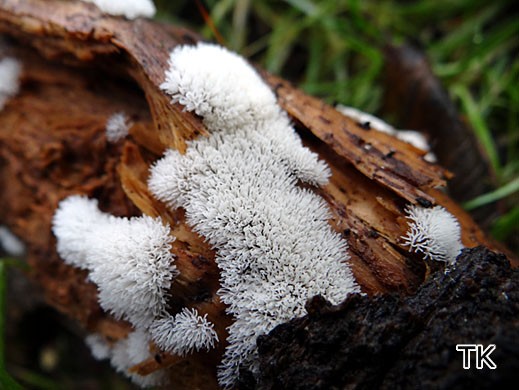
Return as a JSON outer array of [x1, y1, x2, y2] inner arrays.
[[159, 42, 331, 188], [52, 195, 177, 329], [80, 0, 156, 19], [0, 57, 22, 110], [106, 112, 130, 142], [53, 195, 221, 387], [402, 205, 464, 266], [152, 42, 360, 387], [149, 308, 219, 356], [336, 105, 436, 162], [161, 43, 280, 132]]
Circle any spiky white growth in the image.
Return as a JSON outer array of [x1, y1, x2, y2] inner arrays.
[[159, 42, 330, 188], [151, 43, 360, 387], [402, 205, 464, 266], [161, 43, 280, 132], [85, 333, 111, 361], [149, 308, 219, 356], [52, 196, 109, 269], [52, 195, 177, 329], [80, 0, 156, 19], [110, 329, 167, 388], [336, 105, 437, 162], [0, 225, 25, 257], [106, 112, 130, 142], [0, 57, 22, 110]]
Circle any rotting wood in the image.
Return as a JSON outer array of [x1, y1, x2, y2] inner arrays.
[[0, 0, 514, 386]]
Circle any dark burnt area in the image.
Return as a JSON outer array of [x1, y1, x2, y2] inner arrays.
[[384, 149, 396, 158], [239, 247, 519, 389], [358, 121, 371, 130], [346, 132, 425, 187], [416, 196, 433, 208]]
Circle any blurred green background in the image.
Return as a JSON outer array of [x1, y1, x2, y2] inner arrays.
[[155, 0, 518, 251]]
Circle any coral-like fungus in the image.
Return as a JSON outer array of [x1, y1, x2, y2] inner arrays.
[[152, 42, 359, 387], [402, 205, 464, 266]]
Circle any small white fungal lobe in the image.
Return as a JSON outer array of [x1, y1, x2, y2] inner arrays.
[[336, 105, 395, 134], [402, 205, 464, 266], [152, 42, 360, 387], [0, 225, 26, 257], [336, 105, 436, 162], [52, 195, 176, 329], [81, 0, 156, 19], [109, 330, 167, 388], [0, 57, 22, 110], [53, 194, 220, 386], [149, 307, 219, 356], [85, 333, 112, 361], [106, 112, 130, 142]]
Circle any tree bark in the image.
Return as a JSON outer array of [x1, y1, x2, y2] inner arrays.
[[0, 0, 514, 387]]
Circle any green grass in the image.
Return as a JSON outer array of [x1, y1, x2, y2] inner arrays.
[[0, 260, 24, 389], [154, 0, 519, 251]]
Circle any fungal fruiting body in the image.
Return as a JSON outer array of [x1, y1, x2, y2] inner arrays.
[[106, 112, 130, 142], [52, 195, 219, 386], [0, 56, 21, 110], [0, 225, 25, 257], [402, 205, 464, 266], [110, 330, 168, 388], [52, 195, 176, 329], [149, 308, 219, 356], [151, 42, 360, 387], [336, 105, 436, 162], [52, 42, 359, 388], [85, 333, 112, 361], [336, 105, 395, 134], [80, 0, 156, 19]]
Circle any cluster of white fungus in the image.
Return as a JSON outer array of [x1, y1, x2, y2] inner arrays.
[[53, 195, 176, 328], [336, 105, 436, 162], [402, 205, 464, 266], [52, 195, 220, 386], [86, 331, 167, 388], [0, 56, 22, 110], [151, 42, 360, 387], [80, 0, 156, 19], [105, 112, 130, 143]]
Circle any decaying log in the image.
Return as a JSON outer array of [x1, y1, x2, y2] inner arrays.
[[383, 44, 496, 224], [0, 0, 514, 387], [244, 247, 519, 389]]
